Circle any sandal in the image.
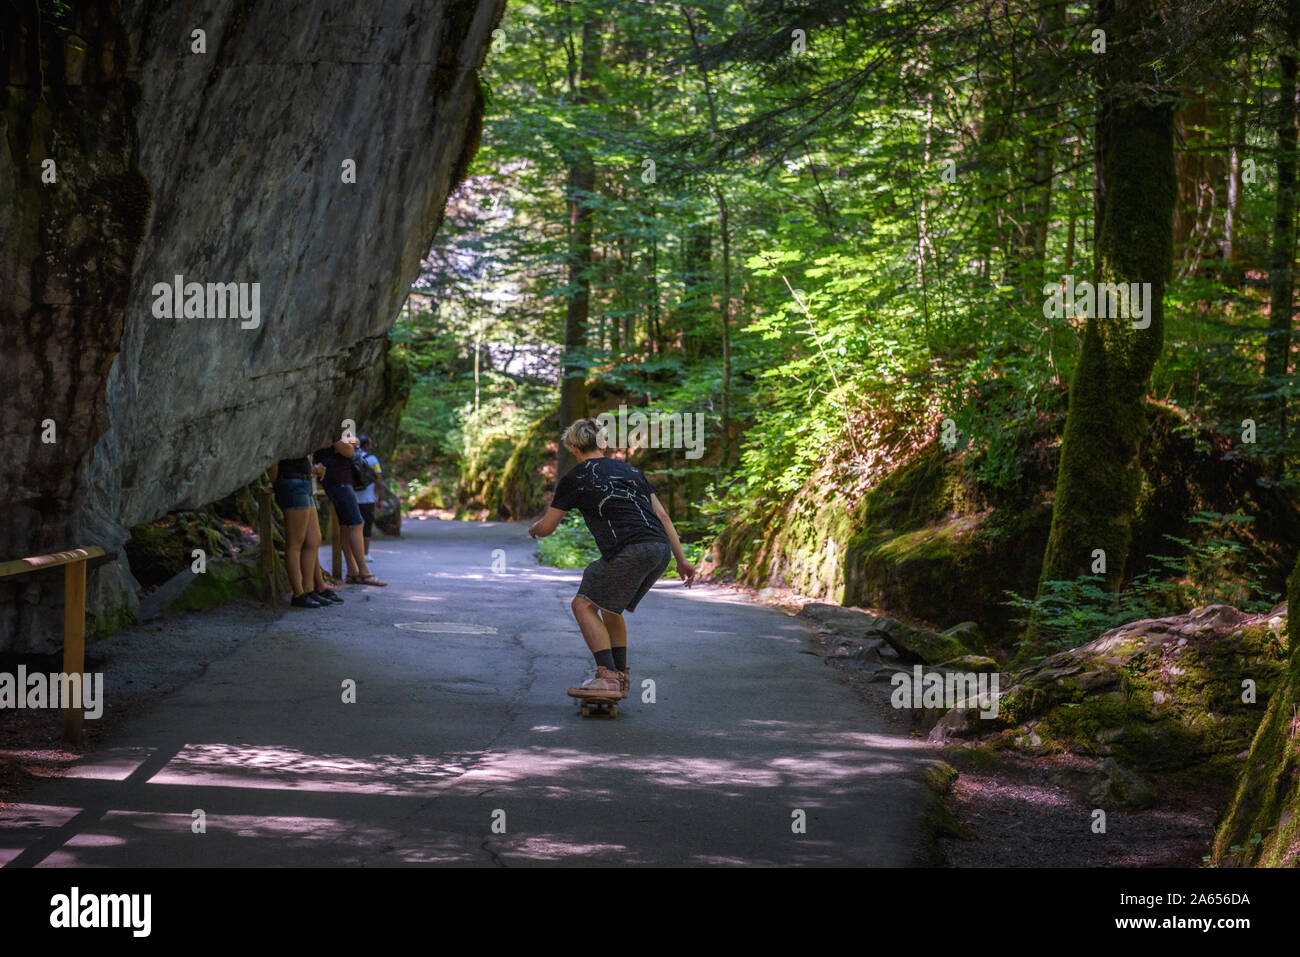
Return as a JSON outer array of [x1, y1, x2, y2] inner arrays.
[[357, 574, 387, 586]]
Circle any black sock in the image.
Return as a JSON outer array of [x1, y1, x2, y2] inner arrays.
[[593, 648, 616, 671], [611, 646, 627, 671]]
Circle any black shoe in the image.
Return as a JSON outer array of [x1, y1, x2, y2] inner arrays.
[[291, 593, 323, 608], [313, 589, 344, 604]]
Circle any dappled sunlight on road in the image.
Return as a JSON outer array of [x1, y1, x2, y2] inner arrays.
[[0, 517, 932, 867], [0, 719, 930, 866], [149, 743, 483, 795]]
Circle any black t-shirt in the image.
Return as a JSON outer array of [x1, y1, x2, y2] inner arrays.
[[313, 446, 355, 488], [277, 457, 312, 480], [551, 456, 668, 559]]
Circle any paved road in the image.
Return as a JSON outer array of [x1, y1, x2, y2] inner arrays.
[[0, 519, 932, 866]]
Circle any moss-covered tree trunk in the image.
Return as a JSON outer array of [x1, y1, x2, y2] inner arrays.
[[1210, 552, 1300, 866], [1265, 0, 1300, 477], [1210, 4, 1300, 867], [1029, 0, 1176, 653]]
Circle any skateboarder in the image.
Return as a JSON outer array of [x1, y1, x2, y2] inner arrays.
[[529, 418, 696, 702]]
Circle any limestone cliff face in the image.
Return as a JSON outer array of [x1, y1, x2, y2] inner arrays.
[[2, 0, 502, 651]]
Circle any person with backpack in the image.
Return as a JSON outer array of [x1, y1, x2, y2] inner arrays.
[[528, 418, 696, 702], [313, 436, 386, 586], [353, 434, 384, 562]]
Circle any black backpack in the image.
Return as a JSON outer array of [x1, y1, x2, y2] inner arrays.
[[351, 450, 379, 491]]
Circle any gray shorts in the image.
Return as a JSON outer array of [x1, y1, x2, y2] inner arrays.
[[577, 540, 672, 615]]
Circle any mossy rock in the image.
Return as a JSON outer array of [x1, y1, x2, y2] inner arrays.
[[375, 485, 402, 537], [718, 396, 1298, 653], [937, 654, 999, 674], [955, 604, 1290, 810], [872, 617, 973, 666], [89, 601, 137, 642], [845, 487, 1053, 637], [706, 466, 854, 601], [1056, 757, 1157, 809], [125, 505, 250, 589], [123, 521, 188, 587], [495, 408, 559, 519], [166, 557, 261, 613], [942, 622, 984, 651], [917, 760, 970, 848]]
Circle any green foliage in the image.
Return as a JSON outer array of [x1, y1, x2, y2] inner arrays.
[[535, 512, 600, 569], [1006, 513, 1279, 655], [534, 511, 705, 582], [393, 0, 1296, 649]]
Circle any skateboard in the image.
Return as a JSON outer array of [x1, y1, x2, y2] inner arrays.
[[577, 695, 619, 719]]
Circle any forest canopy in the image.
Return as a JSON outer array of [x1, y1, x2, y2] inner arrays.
[[393, 0, 1297, 659]]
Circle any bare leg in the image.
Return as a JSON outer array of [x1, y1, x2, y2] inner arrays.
[[344, 524, 369, 577], [601, 609, 626, 651], [302, 509, 322, 591], [336, 519, 359, 577], [283, 508, 310, 596], [572, 596, 611, 653]]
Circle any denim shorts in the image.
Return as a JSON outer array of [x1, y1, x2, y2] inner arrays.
[[273, 477, 314, 511], [326, 483, 364, 527]]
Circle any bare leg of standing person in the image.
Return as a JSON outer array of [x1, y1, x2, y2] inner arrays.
[[302, 507, 322, 589], [345, 524, 384, 583], [283, 508, 309, 596]]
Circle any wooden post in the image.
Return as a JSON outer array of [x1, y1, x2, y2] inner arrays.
[[256, 488, 278, 606], [329, 507, 342, 579], [62, 559, 86, 745]]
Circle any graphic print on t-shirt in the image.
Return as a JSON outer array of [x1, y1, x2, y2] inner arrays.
[[551, 457, 669, 560]]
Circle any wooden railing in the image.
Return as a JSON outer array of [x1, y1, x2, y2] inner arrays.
[[0, 546, 113, 744]]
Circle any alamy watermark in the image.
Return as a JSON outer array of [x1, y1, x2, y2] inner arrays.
[[0, 667, 103, 719], [1042, 274, 1152, 329], [596, 404, 705, 460], [151, 274, 261, 329], [50, 887, 150, 937], [890, 665, 999, 718]]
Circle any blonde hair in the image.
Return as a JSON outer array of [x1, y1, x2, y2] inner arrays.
[[561, 418, 602, 453]]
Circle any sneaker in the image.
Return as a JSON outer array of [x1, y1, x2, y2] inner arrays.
[[618, 668, 630, 699], [312, 590, 344, 605], [567, 666, 622, 699], [291, 593, 322, 608]]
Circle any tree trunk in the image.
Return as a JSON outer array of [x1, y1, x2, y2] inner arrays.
[[1266, 0, 1300, 478], [1226, 56, 1250, 284], [680, 219, 711, 363], [1031, 0, 1177, 652], [649, 216, 661, 355], [682, 6, 732, 466], [717, 186, 731, 468], [1008, 1, 1064, 303], [557, 15, 601, 477]]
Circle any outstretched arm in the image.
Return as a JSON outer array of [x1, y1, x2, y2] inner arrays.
[[651, 494, 695, 587], [529, 506, 567, 539]]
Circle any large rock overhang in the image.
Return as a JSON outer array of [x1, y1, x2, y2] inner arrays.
[[2, 0, 504, 651]]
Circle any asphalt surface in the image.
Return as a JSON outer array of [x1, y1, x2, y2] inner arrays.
[[0, 518, 932, 867]]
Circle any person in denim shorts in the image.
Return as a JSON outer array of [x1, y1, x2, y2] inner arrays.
[[313, 439, 385, 586], [529, 418, 696, 701], [269, 454, 340, 608]]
